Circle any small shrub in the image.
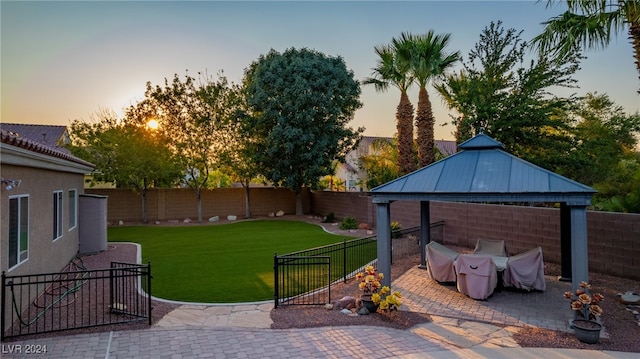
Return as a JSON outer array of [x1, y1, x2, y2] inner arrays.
[[339, 216, 358, 230], [322, 212, 335, 223], [391, 221, 402, 238]]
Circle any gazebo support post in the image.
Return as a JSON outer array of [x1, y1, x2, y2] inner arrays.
[[419, 201, 431, 269], [559, 203, 572, 281], [570, 205, 589, 291], [375, 202, 392, 288]]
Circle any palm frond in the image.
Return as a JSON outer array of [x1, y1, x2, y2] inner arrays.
[[535, 1, 634, 59]]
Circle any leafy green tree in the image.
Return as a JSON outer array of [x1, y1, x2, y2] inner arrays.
[[137, 72, 240, 222], [243, 47, 364, 215], [68, 109, 181, 223], [363, 40, 416, 175], [358, 137, 400, 189], [534, 0, 640, 92], [436, 21, 580, 168], [221, 140, 264, 219], [561, 92, 640, 196], [221, 94, 265, 219], [318, 160, 344, 191], [402, 31, 460, 168], [592, 156, 640, 212], [205, 169, 233, 189]]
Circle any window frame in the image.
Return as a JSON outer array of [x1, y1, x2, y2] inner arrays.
[[8, 194, 29, 270], [53, 190, 63, 241], [68, 189, 77, 231]]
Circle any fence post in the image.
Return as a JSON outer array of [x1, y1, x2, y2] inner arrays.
[[147, 262, 152, 326], [328, 257, 331, 303], [342, 240, 347, 283], [1, 272, 6, 341], [273, 253, 279, 309], [109, 264, 115, 313]]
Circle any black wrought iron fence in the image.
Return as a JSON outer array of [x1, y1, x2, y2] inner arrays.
[[274, 235, 376, 308], [273, 255, 331, 307], [1, 260, 151, 340], [273, 225, 426, 308]]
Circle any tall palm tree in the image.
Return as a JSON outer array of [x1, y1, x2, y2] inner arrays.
[[534, 0, 640, 92], [363, 42, 416, 175], [402, 31, 460, 168]]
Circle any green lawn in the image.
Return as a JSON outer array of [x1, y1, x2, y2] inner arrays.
[[107, 220, 351, 303]]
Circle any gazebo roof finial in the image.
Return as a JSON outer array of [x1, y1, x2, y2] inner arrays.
[[458, 133, 504, 150]]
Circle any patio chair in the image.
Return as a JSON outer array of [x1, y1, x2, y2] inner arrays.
[[455, 254, 498, 300], [425, 241, 459, 283], [473, 239, 507, 256], [502, 247, 546, 291]]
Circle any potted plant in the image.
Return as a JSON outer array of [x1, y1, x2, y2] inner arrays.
[[356, 265, 402, 313], [564, 281, 604, 344]]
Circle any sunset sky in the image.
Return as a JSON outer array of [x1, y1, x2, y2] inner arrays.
[[2, 1, 638, 140]]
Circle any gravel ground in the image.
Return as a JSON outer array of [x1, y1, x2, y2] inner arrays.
[[77, 243, 180, 330], [513, 261, 640, 352]]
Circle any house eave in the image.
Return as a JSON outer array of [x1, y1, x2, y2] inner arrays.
[[1, 143, 94, 174]]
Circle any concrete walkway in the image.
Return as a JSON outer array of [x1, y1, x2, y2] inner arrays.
[[1, 318, 635, 359], [156, 302, 274, 329]]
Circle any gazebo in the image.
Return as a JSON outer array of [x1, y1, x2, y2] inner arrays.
[[370, 134, 596, 291]]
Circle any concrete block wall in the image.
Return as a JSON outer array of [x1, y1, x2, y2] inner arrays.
[[85, 187, 311, 223], [587, 211, 640, 280], [310, 191, 374, 225], [310, 191, 639, 280]]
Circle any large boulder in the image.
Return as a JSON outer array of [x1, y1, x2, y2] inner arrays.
[[334, 296, 356, 310]]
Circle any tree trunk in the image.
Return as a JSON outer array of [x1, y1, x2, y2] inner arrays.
[[396, 91, 416, 175], [244, 184, 251, 219], [416, 86, 435, 168], [196, 189, 203, 223], [141, 189, 148, 224], [295, 191, 303, 215]]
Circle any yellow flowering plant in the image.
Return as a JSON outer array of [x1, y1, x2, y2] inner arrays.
[[564, 281, 604, 321], [356, 265, 402, 312], [372, 286, 403, 312], [356, 265, 383, 294]]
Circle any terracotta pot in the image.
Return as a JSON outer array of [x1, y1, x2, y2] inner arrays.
[[572, 319, 602, 344]]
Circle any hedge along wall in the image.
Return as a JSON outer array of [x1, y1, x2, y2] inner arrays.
[[85, 187, 311, 223], [311, 191, 640, 281]]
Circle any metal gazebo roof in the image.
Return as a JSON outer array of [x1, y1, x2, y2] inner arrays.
[[371, 134, 595, 205], [370, 133, 595, 293]]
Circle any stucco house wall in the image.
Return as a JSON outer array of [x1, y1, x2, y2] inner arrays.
[[0, 165, 86, 275], [1, 128, 94, 331]]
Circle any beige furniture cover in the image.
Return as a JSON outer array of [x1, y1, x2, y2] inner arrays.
[[473, 239, 507, 256], [455, 254, 498, 300], [502, 247, 546, 291], [425, 241, 459, 283]]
